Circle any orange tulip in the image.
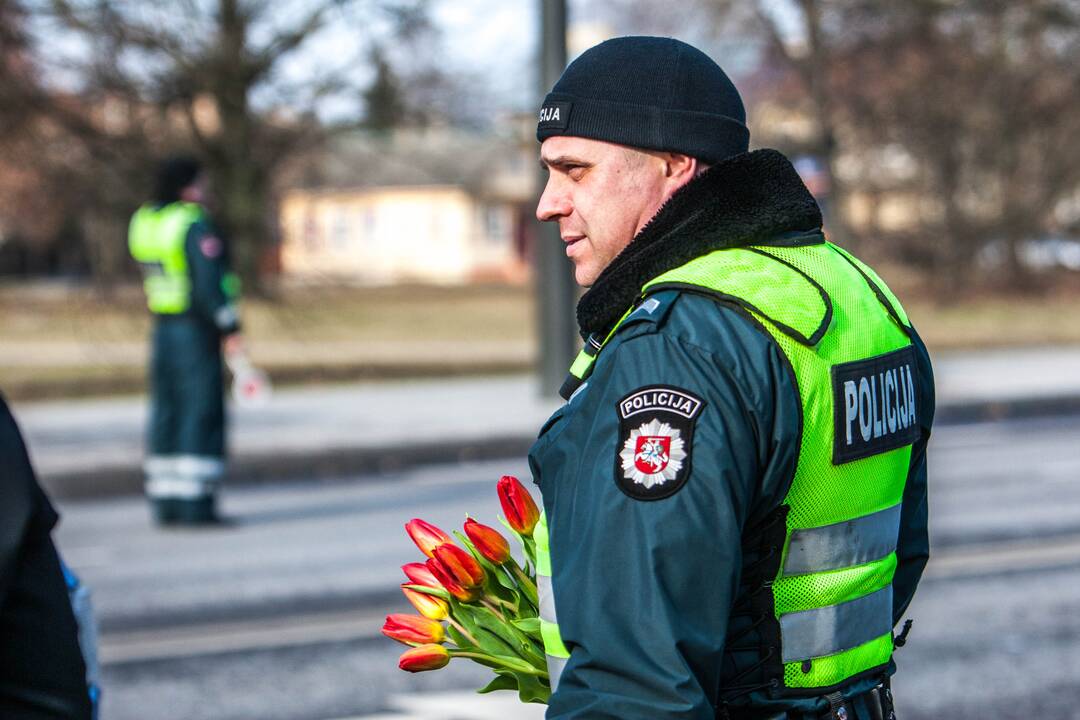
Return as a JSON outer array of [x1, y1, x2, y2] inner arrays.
[[405, 518, 452, 558], [432, 543, 485, 588], [402, 585, 449, 620], [464, 518, 511, 564], [402, 562, 441, 589], [382, 613, 445, 645], [398, 643, 450, 672], [426, 557, 480, 602], [498, 475, 540, 535]]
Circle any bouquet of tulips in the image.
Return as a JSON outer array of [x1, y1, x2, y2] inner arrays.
[[383, 475, 550, 703]]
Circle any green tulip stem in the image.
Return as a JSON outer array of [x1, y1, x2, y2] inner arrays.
[[447, 617, 480, 648], [448, 650, 547, 676], [520, 535, 537, 567], [509, 563, 539, 607], [492, 594, 518, 612], [480, 598, 508, 621]]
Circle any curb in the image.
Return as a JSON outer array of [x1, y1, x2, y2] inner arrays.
[[40, 435, 536, 501], [40, 395, 1080, 502], [6, 360, 533, 404], [934, 394, 1080, 425]]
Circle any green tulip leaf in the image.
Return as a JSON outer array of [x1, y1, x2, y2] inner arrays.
[[512, 617, 542, 638], [402, 583, 450, 601], [446, 624, 471, 651], [515, 672, 552, 704], [475, 628, 520, 659], [448, 600, 487, 643], [477, 673, 519, 695], [493, 565, 520, 593], [470, 609, 546, 668]]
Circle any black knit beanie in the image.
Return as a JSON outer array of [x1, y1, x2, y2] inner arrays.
[[536, 36, 749, 164], [154, 155, 202, 204]]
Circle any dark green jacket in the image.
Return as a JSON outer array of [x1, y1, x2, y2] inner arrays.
[[529, 150, 934, 719], [0, 395, 92, 719], [181, 216, 241, 336]]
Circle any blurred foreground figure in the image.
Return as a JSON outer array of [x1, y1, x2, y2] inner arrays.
[[129, 156, 243, 525], [531, 37, 935, 719], [0, 395, 94, 719]]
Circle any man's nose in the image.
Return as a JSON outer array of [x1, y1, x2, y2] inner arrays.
[[536, 178, 571, 222]]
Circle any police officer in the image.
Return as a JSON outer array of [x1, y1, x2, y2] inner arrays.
[[529, 37, 934, 719], [0, 394, 93, 719], [129, 156, 243, 525]]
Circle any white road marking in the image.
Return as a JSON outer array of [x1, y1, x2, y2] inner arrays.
[[926, 534, 1080, 579], [100, 607, 390, 665], [98, 532, 1080, 666], [325, 691, 546, 719]]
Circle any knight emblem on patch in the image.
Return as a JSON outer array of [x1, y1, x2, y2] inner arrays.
[[615, 385, 705, 500]]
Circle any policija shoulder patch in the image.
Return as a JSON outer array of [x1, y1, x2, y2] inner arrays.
[[615, 385, 705, 500], [832, 345, 920, 464]]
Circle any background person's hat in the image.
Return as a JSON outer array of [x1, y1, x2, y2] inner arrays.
[[536, 36, 749, 164]]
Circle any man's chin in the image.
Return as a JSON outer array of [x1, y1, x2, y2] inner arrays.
[[573, 266, 596, 288]]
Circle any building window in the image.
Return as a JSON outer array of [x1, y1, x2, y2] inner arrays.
[[482, 205, 506, 244], [333, 208, 350, 250]]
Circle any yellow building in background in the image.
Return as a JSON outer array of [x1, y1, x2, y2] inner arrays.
[[278, 128, 533, 285]]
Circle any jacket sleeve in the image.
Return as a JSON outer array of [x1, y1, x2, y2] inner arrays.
[[540, 311, 794, 719], [0, 399, 91, 719], [0, 394, 36, 607], [892, 326, 935, 624], [184, 220, 241, 335]]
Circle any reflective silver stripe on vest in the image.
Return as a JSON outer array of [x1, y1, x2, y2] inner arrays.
[[537, 573, 566, 689], [547, 655, 567, 690], [779, 585, 893, 663], [538, 573, 557, 624], [782, 503, 902, 577]]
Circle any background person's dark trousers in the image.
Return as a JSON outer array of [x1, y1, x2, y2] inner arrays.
[[144, 316, 226, 525]]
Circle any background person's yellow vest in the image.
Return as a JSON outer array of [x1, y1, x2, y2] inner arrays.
[[538, 241, 918, 693], [128, 202, 203, 314]]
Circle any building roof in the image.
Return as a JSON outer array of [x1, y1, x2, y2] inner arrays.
[[296, 127, 535, 203]]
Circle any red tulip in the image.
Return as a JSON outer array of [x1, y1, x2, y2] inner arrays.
[[382, 613, 446, 645], [402, 585, 449, 621], [498, 475, 540, 535], [402, 562, 441, 589], [426, 557, 480, 602], [398, 643, 450, 672], [405, 518, 453, 558], [464, 518, 511, 565], [432, 543, 485, 588]]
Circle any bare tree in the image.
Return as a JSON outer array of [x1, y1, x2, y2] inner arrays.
[[707, 1, 860, 248], [833, 0, 1080, 289], [593, 0, 1080, 289], [0, 0, 89, 274], [22, 0, 428, 292]]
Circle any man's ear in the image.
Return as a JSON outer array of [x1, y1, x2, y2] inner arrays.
[[664, 152, 698, 185]]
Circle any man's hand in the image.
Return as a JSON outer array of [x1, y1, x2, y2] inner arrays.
[[223, 332, 245, 359]]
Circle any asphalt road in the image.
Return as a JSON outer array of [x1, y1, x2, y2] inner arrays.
[[52, 413, 1080, 720]]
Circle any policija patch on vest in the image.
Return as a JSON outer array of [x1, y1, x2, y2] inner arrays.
[[832, 346, 920, 464], [615, 385, 705, 500]]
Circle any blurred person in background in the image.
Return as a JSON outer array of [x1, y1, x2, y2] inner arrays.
[[0, 394, 94, 719], [128, 156, 243, 525], [531, 37, 934, 719]]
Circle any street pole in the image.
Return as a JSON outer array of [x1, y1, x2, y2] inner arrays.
[[535, 0, 577, 396]]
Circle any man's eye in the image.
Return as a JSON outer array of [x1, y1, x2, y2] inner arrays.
[[567, 166, 586, 180]]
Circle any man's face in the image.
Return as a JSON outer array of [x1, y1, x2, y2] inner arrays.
[[181, 172, 209, 205], [537, 136, 673, 287]]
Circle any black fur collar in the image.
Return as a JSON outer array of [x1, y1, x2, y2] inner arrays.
[[576, 149, 822, 337]]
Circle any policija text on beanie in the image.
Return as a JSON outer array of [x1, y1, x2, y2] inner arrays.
[[536, 36, 749, 165]]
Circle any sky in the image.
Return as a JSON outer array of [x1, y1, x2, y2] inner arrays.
[[27, 0, 803, 124], [425, 0, 803, 114]]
